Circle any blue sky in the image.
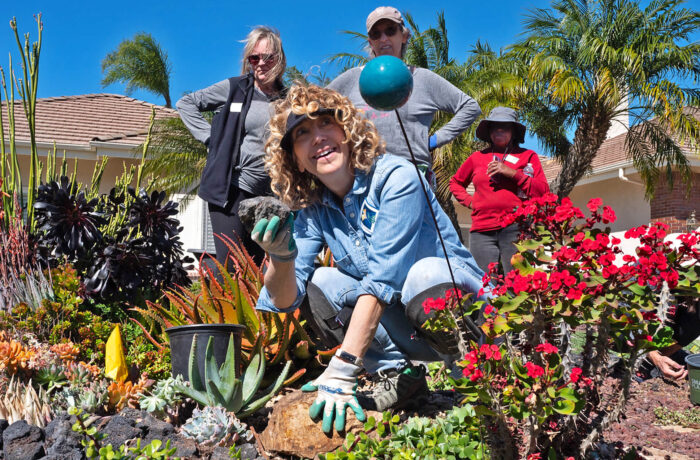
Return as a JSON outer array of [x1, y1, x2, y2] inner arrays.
[[1, 0, 556, 103], [1, 1, 697, 152]]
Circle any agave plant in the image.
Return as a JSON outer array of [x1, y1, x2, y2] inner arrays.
[[175, 333, 290, 417], [132, 235, 312, 378]]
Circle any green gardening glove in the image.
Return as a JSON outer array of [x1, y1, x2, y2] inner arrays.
[[301, 356, 366, 433], [251, 214, 297, 262]]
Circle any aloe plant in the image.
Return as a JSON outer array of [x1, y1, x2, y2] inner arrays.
[[175, 333, 291, 417]]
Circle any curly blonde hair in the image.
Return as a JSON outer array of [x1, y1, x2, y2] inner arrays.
[[265, 85, 384, 208]]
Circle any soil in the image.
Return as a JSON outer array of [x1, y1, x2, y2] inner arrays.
[[596, 377, 699, 459]]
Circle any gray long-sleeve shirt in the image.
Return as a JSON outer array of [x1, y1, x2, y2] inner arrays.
[[176, 79, 273, 196], [328, 66, 481, 167]]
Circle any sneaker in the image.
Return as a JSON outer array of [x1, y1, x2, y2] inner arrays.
[[357, 364, 429, 411]]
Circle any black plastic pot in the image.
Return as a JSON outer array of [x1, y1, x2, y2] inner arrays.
[[166, 324, 245, 381]]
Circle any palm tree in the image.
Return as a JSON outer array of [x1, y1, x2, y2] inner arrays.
[[510, 0, 700, 198], [140, 115, 208, 206], [102, 32, 173, 108]]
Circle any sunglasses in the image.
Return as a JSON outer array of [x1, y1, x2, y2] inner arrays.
[[247, 53, 276, 66], [368, 24, 399, 40]]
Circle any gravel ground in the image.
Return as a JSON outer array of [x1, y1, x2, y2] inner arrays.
[[597, 377, 699, 459]]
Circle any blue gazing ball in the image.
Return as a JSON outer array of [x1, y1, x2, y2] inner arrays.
[[359, 55, 413, 111]]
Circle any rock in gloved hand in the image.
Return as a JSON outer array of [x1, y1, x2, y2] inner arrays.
[[238, 197, 292, 234]]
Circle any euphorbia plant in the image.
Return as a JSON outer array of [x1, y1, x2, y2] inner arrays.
[[423, 193, 699, 457]]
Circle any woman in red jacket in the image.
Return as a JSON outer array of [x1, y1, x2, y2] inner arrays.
[[450, 107, 549, 273]]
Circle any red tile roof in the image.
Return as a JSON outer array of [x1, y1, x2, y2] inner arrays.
[[541, 108, 700, 183], [541, 131, 630, 183], [1, 94, 177, 148]]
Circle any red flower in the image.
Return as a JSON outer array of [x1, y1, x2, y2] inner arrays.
[[484, 304, 497, 315], [641, 311, 658, 321], [526, 453, 541, 460], [569, 367, 582, 383], [469, 368, 484, 382], [587, 197, 603, 212], [602, 206, 617, 224], [646, 335, 653, 342], [535, 343, 558, 354], [422, 297, 446, 314], [525, 362, 545, 379]]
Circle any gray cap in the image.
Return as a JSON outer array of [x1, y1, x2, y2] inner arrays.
[[475, 107, 527, 144], [366, 6, 403, 33]]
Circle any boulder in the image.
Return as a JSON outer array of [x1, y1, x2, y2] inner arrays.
[[101, 415, 143, 447], [260, 390, 380, 458], [43, 415, 83, 460], [0, 419, 8, 449], [237, 197, 292, 234], [3, 420, 45, 460]]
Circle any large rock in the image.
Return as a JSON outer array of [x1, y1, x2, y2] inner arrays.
[[0, 419, 8, 449], [260, 390, 380, 458], [237, 197, 292, 234], [43, 415, 83, 460], [3, 420, 45, 460], [101, 415, 143, 447]]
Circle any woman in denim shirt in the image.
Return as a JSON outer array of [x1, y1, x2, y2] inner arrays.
[[252, 85, 487, 434]]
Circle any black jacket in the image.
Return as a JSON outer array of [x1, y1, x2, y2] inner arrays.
[[198, 74, 255, 208]]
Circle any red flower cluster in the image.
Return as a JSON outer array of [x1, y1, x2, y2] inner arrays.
[[462, 344, 502, 382], [534, 342, 558, 354], [525, 362, 545, 379], [422, 296, 446, 314], [569, 367, 592, 386]]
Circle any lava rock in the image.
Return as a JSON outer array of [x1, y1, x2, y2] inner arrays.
[[3, 420, 45, 460], [101, 416, 143, 447], [133, 411, 174, 439], [43, 415, 83, 460], [238, 197, 292, 234], [237, 442, 261, 459], [209, 446, 232, 460], [169, 437, 198, 458], [0, 419, 8, 449]]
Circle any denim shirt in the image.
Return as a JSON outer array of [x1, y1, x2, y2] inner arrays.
[[256, 155, 484, 313]]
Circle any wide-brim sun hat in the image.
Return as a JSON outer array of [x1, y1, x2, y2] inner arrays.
[[280, 108, 343, 154], [366, 6, 404, 33], [475, 107, 526, 144]]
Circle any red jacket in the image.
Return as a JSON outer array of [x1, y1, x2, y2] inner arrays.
[[450, 148, 550, 232]]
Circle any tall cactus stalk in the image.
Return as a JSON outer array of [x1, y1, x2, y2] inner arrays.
[[10, 15, 42, 231]]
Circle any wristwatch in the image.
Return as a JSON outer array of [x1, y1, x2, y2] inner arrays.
[[335, 349, 364, 368]]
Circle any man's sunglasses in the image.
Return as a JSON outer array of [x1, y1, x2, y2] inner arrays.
[[247, 53, 276, 65], [368, 25, 399, 40]]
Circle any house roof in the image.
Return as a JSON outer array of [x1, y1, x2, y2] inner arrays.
[[1, 93, 178, 148], [541, 131, 629, 182], [541, 107, 700, 183]]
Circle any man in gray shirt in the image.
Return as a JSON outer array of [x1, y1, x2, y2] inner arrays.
[[328, 6, 481, 174]]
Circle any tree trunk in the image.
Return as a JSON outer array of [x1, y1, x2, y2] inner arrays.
[[551, 110, 612, 198]]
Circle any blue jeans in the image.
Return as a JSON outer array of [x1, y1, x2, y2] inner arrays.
[[310, 256, 489, 373]]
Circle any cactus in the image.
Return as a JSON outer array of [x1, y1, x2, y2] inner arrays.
[[175, 333, 291, 417], [180, 406, 252, 447], [0, 376, 53, 426]]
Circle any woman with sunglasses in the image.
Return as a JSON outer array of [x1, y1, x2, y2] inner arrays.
[[328, 6, 481, 186], [177, 26, 287, 268]]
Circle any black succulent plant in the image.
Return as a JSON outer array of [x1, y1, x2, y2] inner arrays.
[[34, 176, 106, 261], [85, 234, 151, 298]]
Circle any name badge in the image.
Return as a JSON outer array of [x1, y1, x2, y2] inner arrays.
[[504, 154, 518, 164], [230, 102, 242, 112]]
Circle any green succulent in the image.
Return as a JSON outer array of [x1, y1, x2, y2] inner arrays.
[[174, 333, 291, 416], [180, 406, 252, 447], [138, 375, 183, 414], [60, 380, 109, 414], [35, 364, 68, 394]]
